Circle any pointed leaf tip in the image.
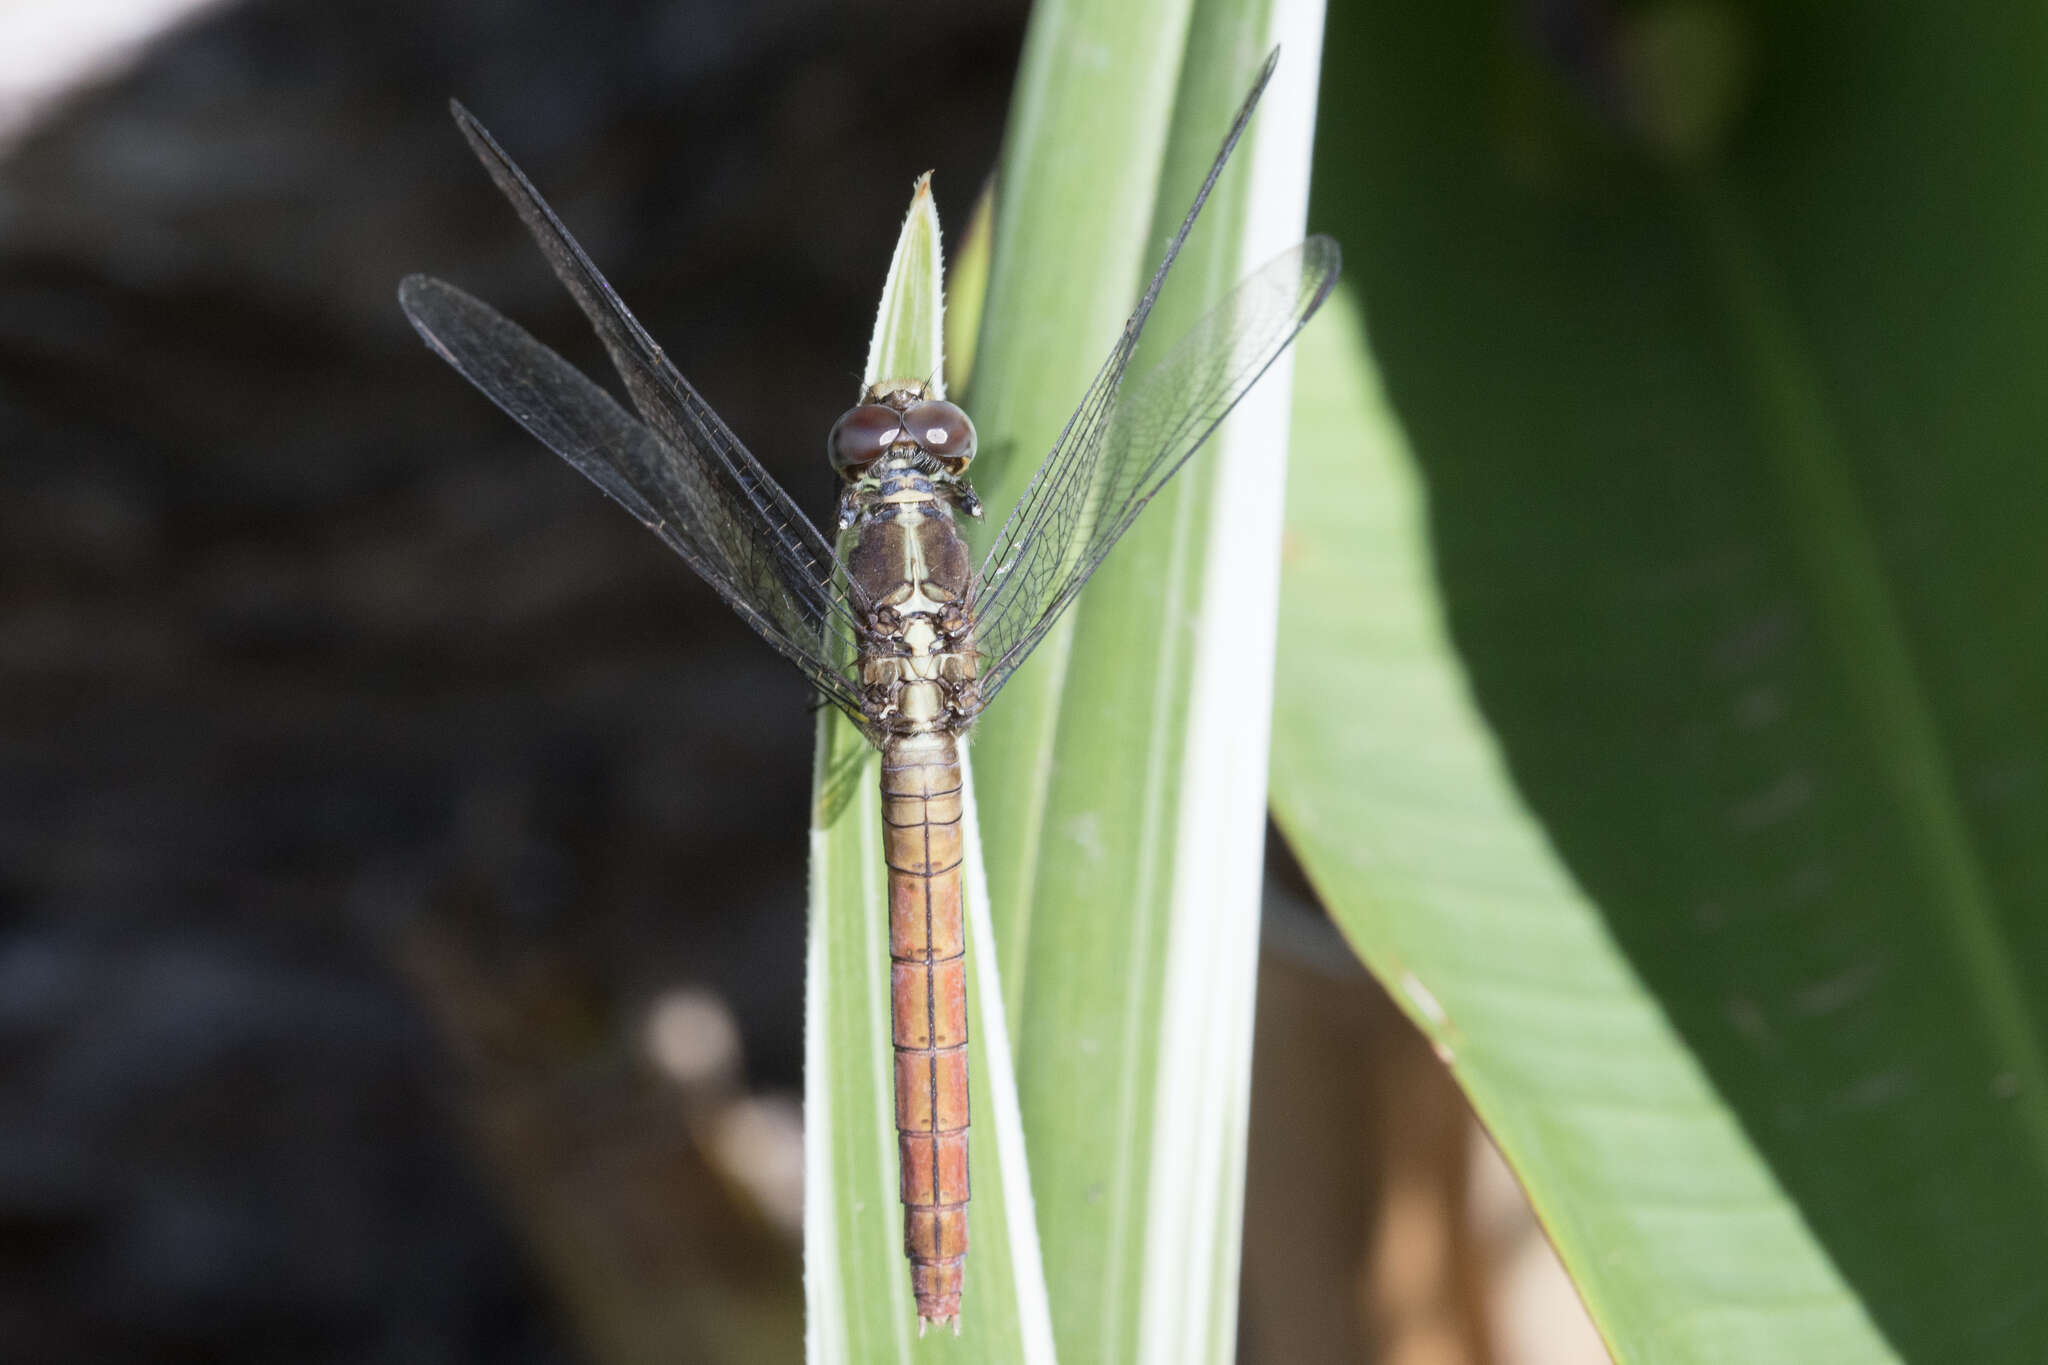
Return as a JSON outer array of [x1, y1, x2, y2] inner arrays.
[[863, 173, 946, 398]]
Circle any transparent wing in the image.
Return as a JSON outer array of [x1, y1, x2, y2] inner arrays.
[[399, 275, 869, 719], [970, 52, 1340, 702], [971, 240, 1339, 701], [440, 102, 869, 652]]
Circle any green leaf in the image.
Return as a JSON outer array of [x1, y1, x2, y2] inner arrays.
[[805, 181, 1056, 1363], [1273, 285, 1898, 1363], [1285, 3, 2048, 1359], [866, 174, 947, 396], [943, 181, 994, 397], [966, 3, 1325, 1361]]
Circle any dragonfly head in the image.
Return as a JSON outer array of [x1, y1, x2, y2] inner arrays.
[[829, 387, 978, 482]]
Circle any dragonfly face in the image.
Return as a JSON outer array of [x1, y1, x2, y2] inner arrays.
[[829, 388, 982, 530], [397, 45, 1338, 1329]]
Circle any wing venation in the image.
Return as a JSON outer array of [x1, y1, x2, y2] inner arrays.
[[399, 275, 866, 718], [969, 50, 1341, 702], [401, 102, 873, 722]]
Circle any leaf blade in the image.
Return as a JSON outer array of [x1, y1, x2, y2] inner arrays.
[[866, 175, 947, 395], [805, 180, 1056, 1363], [965, 3, 1326, 1359], [1271, 284, 1903, 1364], [1300, 2, 2048, 1356]]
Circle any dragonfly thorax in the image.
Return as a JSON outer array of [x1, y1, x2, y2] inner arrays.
[[845, 449, 981, 734]]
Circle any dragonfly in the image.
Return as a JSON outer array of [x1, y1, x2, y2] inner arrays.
[[398, 48, 1338, 1330]]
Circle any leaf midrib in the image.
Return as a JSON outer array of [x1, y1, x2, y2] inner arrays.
[[1691, 173, 2048, 1175]]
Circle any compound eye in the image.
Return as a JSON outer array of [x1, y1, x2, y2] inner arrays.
[[902, 400, 977, 472], [828, 403, 905, 477]]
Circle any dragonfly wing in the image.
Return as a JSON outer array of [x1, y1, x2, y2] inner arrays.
[[970, 238, 1338, 701], [972, 54, 1275, 641], [443, 102, 869, 648], [399, 274, 868, 719], [969, 51, 1339, 702]]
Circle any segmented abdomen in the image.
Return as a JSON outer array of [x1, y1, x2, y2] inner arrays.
[[880, 730, 969, 1326]]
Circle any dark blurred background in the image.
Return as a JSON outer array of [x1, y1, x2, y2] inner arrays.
[[1, 3, 1603, 1362], [1, 2, 1024, 1359]]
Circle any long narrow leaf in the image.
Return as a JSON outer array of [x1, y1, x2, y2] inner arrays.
[[967, 3, 1325, 1359], [804, 179, 1055, 1362]]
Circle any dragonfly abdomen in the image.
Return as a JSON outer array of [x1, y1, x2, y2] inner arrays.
[[881, 729, 969, 1327]]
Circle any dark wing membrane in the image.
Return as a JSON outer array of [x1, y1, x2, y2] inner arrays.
[[969, 237, 1340, 701], [443, 101, 868, 651], [399, 275, 867, 720]]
